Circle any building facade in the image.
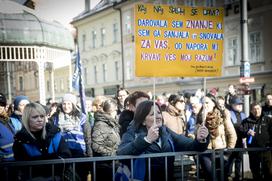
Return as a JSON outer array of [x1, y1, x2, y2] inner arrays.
[[72, 0, 124, 96], [0, 1, 74, 104], [74, 0, 272, 101]]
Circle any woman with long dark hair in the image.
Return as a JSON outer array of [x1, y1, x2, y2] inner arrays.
[[197, 93, 237, 180], [117, 100, 209, 181]]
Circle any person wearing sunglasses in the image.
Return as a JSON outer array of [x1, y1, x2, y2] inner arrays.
[[162, 94, 187, 135]]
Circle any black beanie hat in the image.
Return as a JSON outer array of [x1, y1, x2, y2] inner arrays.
[[205, 93, 217, 105], [0, 93, 7, 107], [168, 94, 184, 106]]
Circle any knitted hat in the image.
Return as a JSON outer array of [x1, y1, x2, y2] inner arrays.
[[62, 93, 77, 105], [0, 93, 7, 107], [230, 96, 243, 105], [14, 95, 29, 110]]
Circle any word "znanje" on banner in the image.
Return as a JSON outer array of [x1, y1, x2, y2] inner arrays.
[[135, 4, 224, 77]]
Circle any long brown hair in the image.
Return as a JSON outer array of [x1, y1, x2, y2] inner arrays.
[[133, 100, 163, 130]]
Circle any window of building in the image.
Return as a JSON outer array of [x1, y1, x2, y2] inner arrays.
[[167, 0, 177, 4], [249, 32, 262, 63], [84, 67, 88, 85], [54, 82, 57, 92], [60, 79, 64, 91], [125, 13, 131, 34], [94, 65, 98, 83], [115, 61, 119, 80], [126, 61, 132, 80], [92, 30, 96, 48], [35, 76, 38, 89], [227, 37, 238, 66], [82, 34, 86, 51], [185, 0, 195, 6], [205, 0, 216, 7], [19, 76, 23, 91], [101, 28, 106, 47], [102, 63, 107, 82], [47, 80, 50, 92], [113, 23, 118, 43], [153, 0, 162, 4]]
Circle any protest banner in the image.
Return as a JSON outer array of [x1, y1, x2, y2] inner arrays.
[[135, 4, 224, 77]]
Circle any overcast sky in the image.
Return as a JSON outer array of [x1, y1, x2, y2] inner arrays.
[[34, 0, 100, 29], [30, 0, 100, 68]]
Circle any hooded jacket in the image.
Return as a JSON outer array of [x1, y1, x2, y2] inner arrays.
[[10, 111, 23, 133], [92, 111, 121, 156]]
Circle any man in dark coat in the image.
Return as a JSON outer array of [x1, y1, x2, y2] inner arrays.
[[262, 93, 272, 118], [240, 102, 272, 180]]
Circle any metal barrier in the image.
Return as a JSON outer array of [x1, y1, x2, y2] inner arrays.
[[0, 147, 271, 181]]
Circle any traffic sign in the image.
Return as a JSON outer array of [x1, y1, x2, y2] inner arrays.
[[240, 62, 251, 77], [239, 77, 255, 84]]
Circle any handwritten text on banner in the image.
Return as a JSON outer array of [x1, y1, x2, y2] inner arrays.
[[135, 4, 224, 77]]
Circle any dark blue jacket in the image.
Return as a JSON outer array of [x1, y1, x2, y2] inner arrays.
[[117, 125, 209, 181], [10, 112, 22, 133], [230, 110, 246, 147], [13, 123, 71, 161], [51, 112, 89, 157], [0, 120, 16, 161], [13, 123, 71, 179]]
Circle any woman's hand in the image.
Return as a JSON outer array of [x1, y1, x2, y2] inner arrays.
[[196, 125, 209, 143], [145, 124, 160, 143]]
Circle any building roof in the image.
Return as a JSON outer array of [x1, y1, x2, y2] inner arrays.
[[0, 0, 74, 50], [72, 0, 122, 24]]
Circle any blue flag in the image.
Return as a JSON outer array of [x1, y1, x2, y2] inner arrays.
[[72, 46, 86, 116]]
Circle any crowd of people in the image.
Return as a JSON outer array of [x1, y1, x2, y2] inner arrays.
[[0, 84, 271, 181]]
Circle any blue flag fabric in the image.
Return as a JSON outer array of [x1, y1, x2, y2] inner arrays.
[[72, 47, 86, 116]]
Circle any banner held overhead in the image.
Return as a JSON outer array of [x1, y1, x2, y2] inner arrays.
[[135, 4, 224, 77]]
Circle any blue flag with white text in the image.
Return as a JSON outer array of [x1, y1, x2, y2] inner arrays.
[[72, 47, 86, 116]]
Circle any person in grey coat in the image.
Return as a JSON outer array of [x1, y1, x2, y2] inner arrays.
[[91, 98, 121, 180], [117, 100, 209, 181]]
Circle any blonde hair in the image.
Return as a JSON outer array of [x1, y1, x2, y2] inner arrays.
[[22, 102, 47, 140], [92, 95, 106, 112]]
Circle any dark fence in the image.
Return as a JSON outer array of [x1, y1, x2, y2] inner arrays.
[[0, 147, 271, 181]]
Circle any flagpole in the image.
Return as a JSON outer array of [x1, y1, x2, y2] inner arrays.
[[153, 77, 156, 125], [202, 77, 207, 126], [72, 43, 87, 116]]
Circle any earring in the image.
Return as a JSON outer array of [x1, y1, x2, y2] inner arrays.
[[143, 122, 146, 126]]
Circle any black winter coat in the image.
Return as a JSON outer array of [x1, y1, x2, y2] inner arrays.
[[118, 110, 134, 137], [262, 104, 272, 118], [240, 114, 272, 147]]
